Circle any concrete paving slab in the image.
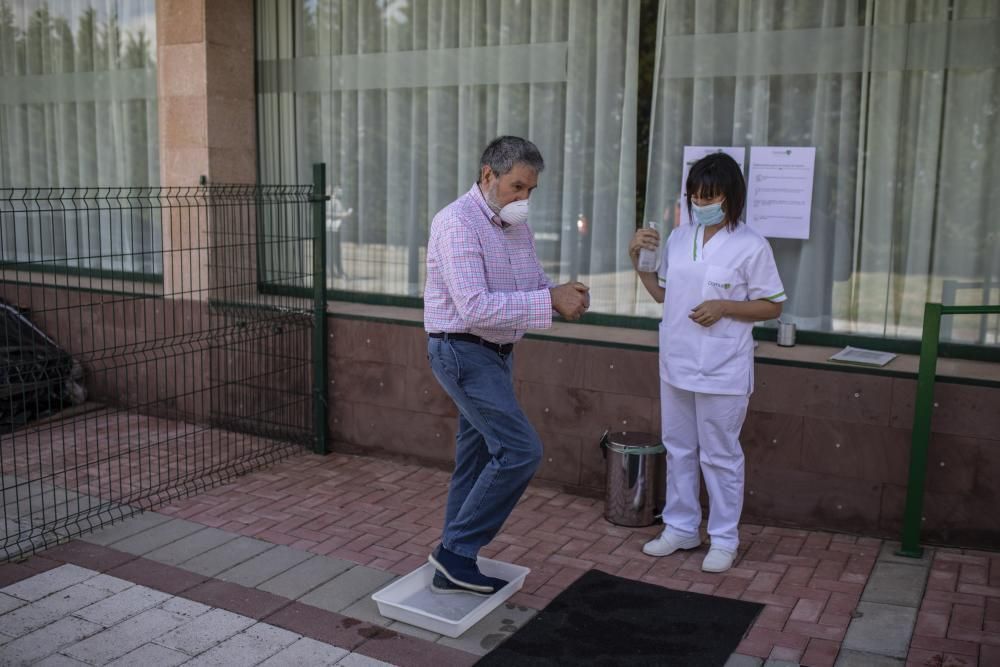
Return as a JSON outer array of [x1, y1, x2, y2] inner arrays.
[[109, 519, 206, 556], [337, 653, 397, 667], [258, 554, 354, 600], [106, 642, 191, 667], [435, 600, 537, 656], [724, 655, 764, 667], [842, 601, 917, 659], [154, 607, 255, 655], [81, 512, 171, 546], [2, 564, 96, 602], [180, 578, 289, 620], [300, 566, 395, 613], [74, 584, 171, 626], [2, 518, 22, 541], [0, 583, 112, 637], [81, 574, 133, 595], [184, 621, 300, 666], [0, 549, 413, 667], [834, 649, 905, 667], [24, 494, 112, 522], [1, 475, 61, 506], [63, 608, 188, 664], [877, 541, 933, 567], [11, 487, 83, 518], [1, 477, 133, 559], [144, 526, 237, 566], [159, 596, 212, 620], [0, 591, 25, 615], [763, 660, 799, 667], [244, 621, 303, 646], [340, 595, 391, 627], [34, 653, 92, 666], [387, 619, 441, 642], [0, 616, 102, 664], [217, 544, 313, 588], [1, 603, 75, 641], [178, 536, 274, 577], [257, 636, 350, 666], [1, 525, 69, 562], [40, 583, 116, 616], [861, 562, 929, 608]]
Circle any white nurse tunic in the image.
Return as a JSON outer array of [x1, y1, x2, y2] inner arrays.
[[655, 222, 786, 551]]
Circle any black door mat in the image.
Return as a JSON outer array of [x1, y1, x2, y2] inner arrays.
[[476, 568, 763, 667]]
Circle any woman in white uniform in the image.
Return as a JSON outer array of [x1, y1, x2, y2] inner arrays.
[[629, 153, 786, 573]]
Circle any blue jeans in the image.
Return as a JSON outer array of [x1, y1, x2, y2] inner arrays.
[[427, 337, 543, 559]]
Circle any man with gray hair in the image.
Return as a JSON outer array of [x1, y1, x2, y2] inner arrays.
[[424, 136, 589, 595]]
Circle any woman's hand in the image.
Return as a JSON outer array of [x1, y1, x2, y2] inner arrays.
[[629, 228, 660, 270], [689, 300, 729, 327]]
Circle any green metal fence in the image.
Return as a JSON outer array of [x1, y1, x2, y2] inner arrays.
[[0, 168, 329, 561], [898, 302, 1000, 558]]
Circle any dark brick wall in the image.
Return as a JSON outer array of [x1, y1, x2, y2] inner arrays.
[[327, 316, 1000, 549]]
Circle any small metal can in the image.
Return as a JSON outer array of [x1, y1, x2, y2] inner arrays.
[[776, 320, 796, 347]]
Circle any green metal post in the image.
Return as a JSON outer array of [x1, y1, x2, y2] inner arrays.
[[898, 302, 942, 558], [312, 163, 329, 454]]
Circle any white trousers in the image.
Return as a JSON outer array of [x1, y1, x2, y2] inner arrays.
[[660, 379, 749, 552]]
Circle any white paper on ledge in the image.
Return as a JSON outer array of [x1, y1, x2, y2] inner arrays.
[[828, 346, 897, 367]]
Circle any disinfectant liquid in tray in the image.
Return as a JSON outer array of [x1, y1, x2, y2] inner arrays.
[[371, 558, 530, 638]]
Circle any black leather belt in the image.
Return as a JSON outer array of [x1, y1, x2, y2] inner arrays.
[[429, 332, 514, 355]]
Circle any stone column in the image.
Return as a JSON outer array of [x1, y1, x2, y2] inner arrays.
[[156, 0, 257, 298], [155, 0, 256, 421], [157, 0, 255, 187]]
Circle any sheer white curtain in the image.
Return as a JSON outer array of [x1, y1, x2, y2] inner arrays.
[[644, 0, 1000, 344], [861, 0, 1000, 342], [0, 0, 159, 274], [256, 0, 638, 309]]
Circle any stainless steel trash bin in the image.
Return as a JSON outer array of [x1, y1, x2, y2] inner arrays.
[[601, 430, 666, 527]]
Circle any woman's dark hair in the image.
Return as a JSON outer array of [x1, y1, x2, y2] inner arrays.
[[685, 153, 746, 230]]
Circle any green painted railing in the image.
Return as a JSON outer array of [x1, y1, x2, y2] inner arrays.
[[898, 302, 1000, 557], [311, 163, 330, 455]]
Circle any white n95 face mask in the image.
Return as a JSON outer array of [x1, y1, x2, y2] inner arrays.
[[498, 199, 530, 225]]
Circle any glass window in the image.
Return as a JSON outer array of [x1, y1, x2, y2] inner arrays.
[[256, 0, 641, 310], [256, 0, 1000, 347], [644, 0, 1000, 345], [0, 0, 160, 275]]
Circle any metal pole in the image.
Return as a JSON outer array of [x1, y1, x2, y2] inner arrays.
[[406, 105, 421, 296], [898, 301, 942, 557], [312, 163, 329, 455], [569, 215, 581, 283], [940, 279, 956, 341]]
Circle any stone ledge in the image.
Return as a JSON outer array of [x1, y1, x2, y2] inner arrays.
[[325, 300, 1000, 386]]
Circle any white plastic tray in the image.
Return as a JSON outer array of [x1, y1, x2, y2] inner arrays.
[[371, 557, 530, 638]]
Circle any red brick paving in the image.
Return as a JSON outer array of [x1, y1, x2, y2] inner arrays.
[[906, 548, 1000, 666], [19, 411, 998, 663], [0, 409, 298, 509], [154, 450, 1000, 665]]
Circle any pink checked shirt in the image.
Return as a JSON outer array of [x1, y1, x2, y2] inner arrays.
[[424, 184, 553, 344]]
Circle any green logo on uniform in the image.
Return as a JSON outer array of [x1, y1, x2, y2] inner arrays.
[[707, 280, 731, 289]]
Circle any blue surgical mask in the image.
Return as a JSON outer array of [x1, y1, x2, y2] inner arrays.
[[691, 202, 725, 227]]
